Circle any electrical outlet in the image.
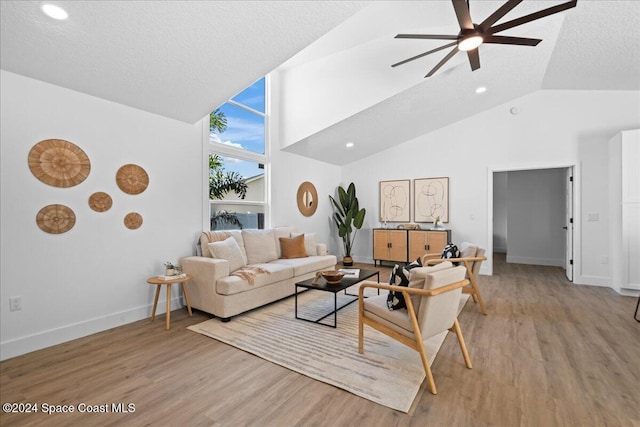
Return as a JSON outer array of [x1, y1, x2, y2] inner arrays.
[[9, 296, 22, 311]]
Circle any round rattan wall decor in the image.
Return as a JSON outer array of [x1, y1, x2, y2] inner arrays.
[[89, 192, 113, 212], [296, 181, 318, 217], [124, 212, 143, 230], [36, 204, 76, 234], [28, 139, 91, 188], [116, 164, 149, 195]]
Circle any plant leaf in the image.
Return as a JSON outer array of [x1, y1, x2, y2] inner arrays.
[[354, 208, 366, 229]]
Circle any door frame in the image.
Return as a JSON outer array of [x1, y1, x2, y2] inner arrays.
[[485, 162, 580, 279]]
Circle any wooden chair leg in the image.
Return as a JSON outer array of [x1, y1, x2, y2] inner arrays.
[[416, 338, 437, 394], [358, 307, 364, 354], [468, 273, 488, 315], [451, 319, 472, 369]]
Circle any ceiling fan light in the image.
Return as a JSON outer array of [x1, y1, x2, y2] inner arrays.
[[458, 35, 483, 51]]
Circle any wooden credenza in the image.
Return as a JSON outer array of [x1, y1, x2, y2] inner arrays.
[[373, 228, 451, 266]]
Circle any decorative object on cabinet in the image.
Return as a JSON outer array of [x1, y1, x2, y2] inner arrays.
[[124, 212, 143, 229], [380, 180, 410, 223], [88, 191, 113, 212], [414, 177, 449, 223], [116, 164, 149, 195], [373, 228, 450, 266], [36, 204, 76, 234], [297, 181, 318, 217], [329, 182, 366, 266], [28, 139, 91, 188], [398, 223, 421, 230]]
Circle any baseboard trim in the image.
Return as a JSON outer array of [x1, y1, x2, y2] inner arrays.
[[0, 297, 185, 361], [574, 275, 611, 288], [506, 255, 564, 267]]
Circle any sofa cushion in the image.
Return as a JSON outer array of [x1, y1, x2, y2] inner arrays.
[[273, 226, 294, 258], [201, 230, 246, 262], [216, 262, 294, 295], [208, 237, 246, 273], [270, 255, 336, 276], [242, 229, 278, 264], [279, 235, 308, 259], [291, 232, 318, 256]]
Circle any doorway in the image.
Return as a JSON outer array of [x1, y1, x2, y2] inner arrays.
[[489, 166, 574, 281]]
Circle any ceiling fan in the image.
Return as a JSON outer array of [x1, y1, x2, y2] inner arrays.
[[392, 0, 577, 77]]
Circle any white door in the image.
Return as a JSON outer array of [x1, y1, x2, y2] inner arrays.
[[565, 167, 574, 281]]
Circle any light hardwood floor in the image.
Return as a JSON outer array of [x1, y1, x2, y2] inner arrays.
[[1, 255, 639, 426]]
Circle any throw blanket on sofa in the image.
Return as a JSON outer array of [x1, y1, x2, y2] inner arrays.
[[231, 266, 270, 285]]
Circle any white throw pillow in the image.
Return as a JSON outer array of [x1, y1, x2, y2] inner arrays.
[[208, 237, 246, 273], [291, 232, 317, 256], [242, 229, 278, 264]]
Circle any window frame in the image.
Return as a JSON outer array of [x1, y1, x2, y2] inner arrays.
[[204, 75, 271, 231]]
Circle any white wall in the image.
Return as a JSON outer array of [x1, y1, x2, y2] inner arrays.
[[270, 71, 343, 254], [505, 168, 566, 267], [0, 71, 204, 360], [341, 90, 640, 288]]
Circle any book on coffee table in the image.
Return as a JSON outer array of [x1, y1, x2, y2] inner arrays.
[[338, 268, 360, 278]]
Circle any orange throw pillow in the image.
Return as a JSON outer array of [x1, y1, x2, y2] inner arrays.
[[279, 234, 309, 259]]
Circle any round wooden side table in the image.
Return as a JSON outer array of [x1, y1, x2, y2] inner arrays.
[[147, 274, 193, 330]]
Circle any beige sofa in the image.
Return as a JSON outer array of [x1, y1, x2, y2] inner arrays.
[[182, 227, 337, 321]]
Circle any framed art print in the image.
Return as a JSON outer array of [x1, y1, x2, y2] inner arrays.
[[379, 180, 410, 222], [414, 177, 449, 223]]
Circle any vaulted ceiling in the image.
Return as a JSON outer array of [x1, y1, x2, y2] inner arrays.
[[2, 1, 639, 165]]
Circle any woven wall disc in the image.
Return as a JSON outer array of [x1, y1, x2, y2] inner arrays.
[[36, 204, 76, 234], [89, 192, 113, 212], [28, 139, 91, 188], [124, 212, 143, 230], [116, 164, 149, 195]]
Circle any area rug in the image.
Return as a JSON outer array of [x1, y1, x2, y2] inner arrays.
[[188, 287, 469, 412]]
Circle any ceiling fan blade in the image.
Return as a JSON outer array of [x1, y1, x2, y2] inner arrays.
[[426, 46, 459, 77], [395, 34, 458, 40], [467, 48, 480, 71], [479, 0, 523, 31], [392, 41, 458, 68], [452, 0, 474, 30], [488, 0, 577, 35], [483, 35, 542, 46]]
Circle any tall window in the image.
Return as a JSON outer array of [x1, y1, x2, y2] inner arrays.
[[209, 77, 268, 230]]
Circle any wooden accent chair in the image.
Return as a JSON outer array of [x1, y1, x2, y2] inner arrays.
[[358, 264, 472, 395], [423, 242, 488, 315]]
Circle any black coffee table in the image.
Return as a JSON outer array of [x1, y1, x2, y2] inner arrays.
[[295, 268, 380, 328]]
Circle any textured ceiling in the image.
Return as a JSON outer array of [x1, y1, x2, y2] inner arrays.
[[1, 1, 638, 165], [0, 1, 368, 123]]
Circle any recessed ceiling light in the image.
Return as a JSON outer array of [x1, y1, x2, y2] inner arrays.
[[345, 142, 354, 148], [41, 4, 68, 20], [475, 86, 487, 94]]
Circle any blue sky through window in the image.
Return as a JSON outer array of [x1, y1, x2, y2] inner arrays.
[[210, 77, 265, 178]]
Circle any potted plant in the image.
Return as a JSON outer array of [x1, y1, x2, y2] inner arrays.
[[329, 183, 366, 266], [164, 261, 181, 276]]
